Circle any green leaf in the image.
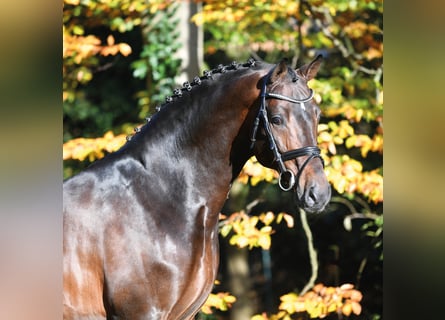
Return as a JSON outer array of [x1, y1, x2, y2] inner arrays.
[[220, 224, 232, 237], [72, 25, 84, 35]]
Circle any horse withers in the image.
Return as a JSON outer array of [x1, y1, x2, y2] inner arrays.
[[63, 56, 331, 319]]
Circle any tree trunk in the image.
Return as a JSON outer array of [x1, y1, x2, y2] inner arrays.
[[226, 243, 255, 320], [174, 1, 203, 85]]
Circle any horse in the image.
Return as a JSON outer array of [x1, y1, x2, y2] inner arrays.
[[63, 56, 331, 319]]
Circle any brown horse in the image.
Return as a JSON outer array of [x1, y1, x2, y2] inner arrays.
[[63, 56, 331, 319]]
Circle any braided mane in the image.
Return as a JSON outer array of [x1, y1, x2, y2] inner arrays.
[[126, 59, 258, 141]]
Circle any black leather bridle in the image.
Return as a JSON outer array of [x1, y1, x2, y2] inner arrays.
[[250, 65, 325, 191]]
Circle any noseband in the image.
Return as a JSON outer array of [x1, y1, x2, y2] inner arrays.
[[250, 65, 324, 191]]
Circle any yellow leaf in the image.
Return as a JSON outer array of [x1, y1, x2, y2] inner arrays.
[[233, 235, 249, 248], [258, 234, 271, 250], [261, 211, 275, 226], [251, 176, 261, 186], [260, 226, 272, 234], [232, 220, 243, 234], [361, 143, 372, 157], [328, 142, 337, 155], [318, 123, 329, 132], [318, 131, 332, 142], [261, 12, 276, 23], [294, 300, 306, 313], [327, 302, 337, 313], [341, 302, 352, 316], [103, 130, 114, 140], [280, 293, 299, 302], [333, 136, 343, 145], [336, 177, 347, 194], [224, 294, 237, 304], [345, 136, 356, 149], [279, 293, 299, 314], [200, 305, 212, 314], [355, 108, 364, 122], [306, 302, 322, 318], [251, 315, 267, 320], [248, 216, 259, 228]]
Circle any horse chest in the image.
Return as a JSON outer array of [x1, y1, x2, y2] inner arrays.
[[100, 204, 220, 319], [164, 215, 220, 318]]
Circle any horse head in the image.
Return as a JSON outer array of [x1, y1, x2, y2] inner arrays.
[[251, 56, 331, 213]]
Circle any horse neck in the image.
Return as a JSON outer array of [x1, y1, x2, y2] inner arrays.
[[137, 70, 265, 192]]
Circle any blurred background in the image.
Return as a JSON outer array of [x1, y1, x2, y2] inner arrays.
[[62, 1, 382, 319]]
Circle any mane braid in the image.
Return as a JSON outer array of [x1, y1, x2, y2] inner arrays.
[[126, 58, 257, 141]]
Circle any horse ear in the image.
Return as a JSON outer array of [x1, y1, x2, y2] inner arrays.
[[269, 59, 289, 83], [296, 54, 323, 81]]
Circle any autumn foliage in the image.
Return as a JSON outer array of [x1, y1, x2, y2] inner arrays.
[[252, 283, 363, 319], [201, 285, 237, 315], [63, 131, 126, 162]]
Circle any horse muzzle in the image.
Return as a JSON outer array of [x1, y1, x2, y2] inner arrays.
[[294, 179, 331, 214]]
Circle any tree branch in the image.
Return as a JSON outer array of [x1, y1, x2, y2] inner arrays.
[[299, 208, 318, 295], [303, 1, 382, 76]]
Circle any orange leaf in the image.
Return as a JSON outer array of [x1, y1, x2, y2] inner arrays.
[[119, 43, 132, 56], [350, 289, 363, 302], [107, 35, 115, 46], [282, 213, 294, 228], [351, 301, 362, 315]]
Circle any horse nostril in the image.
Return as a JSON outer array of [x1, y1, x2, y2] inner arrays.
[[307, 186, 317, 206], [298, 183, 330, 214]]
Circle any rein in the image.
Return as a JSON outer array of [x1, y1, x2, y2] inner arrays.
[[250, 66, 324, 191]]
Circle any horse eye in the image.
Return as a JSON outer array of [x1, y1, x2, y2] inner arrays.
[[271, 115, 283, 126]]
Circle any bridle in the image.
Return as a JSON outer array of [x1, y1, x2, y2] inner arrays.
[[250, 65, 325, 191]]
